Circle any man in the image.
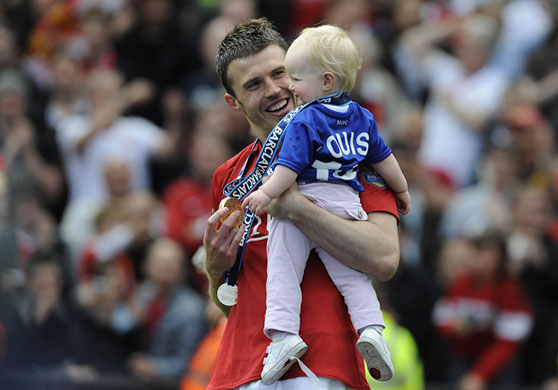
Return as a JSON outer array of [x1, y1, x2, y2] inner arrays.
[[203, 18, 400, 390]]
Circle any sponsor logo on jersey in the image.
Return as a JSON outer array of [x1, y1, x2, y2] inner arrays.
[[359, 167, 387, 189]]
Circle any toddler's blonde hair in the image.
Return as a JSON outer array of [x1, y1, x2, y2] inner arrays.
[[290, 24, 362, 92]]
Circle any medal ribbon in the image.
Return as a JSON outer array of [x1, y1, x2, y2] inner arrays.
[[222, 92, 351, 287]]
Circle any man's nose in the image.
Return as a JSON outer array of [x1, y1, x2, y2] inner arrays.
[[264, 77, 281, 97]]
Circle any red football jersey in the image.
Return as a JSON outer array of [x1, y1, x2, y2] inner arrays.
[[207, 141, 398, 390]]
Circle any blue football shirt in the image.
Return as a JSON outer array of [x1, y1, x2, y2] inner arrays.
[[274, 101, 392, 192]]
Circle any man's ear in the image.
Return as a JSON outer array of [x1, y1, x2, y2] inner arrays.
[[224, 93, 243, 112], [323, 72, 336, 91]]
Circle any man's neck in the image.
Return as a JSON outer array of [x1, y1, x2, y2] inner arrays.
[[251, 125, 272, 145]]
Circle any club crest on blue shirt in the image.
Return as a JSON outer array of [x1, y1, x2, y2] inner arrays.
[[359, 167, 387, 189]]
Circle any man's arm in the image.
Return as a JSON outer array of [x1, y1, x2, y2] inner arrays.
[[266, 185, 399, 281]]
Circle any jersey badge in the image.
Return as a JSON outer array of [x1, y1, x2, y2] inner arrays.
[[359, 167, 387, 189]]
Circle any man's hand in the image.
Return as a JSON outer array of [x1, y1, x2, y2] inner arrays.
[[263, 182, 301, 219], [203, 207, 245, 282]]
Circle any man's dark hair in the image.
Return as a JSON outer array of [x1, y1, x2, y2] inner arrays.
[[216, 18, 288, 97]]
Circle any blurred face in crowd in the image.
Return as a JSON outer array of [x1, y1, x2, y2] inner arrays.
[[224, 45, 295, 141], [103, 159, 131, 198], [190, 131, 232, 183], [470, 243, 502, 281], [140, 0, 172, 26], [219, 0, 256, 24], [80, 10, 112, 52], [87, 69, 122, 109], [0, 27, 18, 68], [0, 90, 25, 121], [52, 54, 83, 95], [200, 16, 236, 71], [481, 148, 517, 189], [28, 262, 62, 306], [513, 187, 551, 234], [144, 238, 185, 292], [451, 16, 496, 74], [393, 0, 421, 32]]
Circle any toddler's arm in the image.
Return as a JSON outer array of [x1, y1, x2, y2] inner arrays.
[[242, 165, 298, 214], [371, 154, 411, 215]]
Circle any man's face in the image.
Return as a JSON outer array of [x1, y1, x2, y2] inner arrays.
[[225, 45, 295, 139]]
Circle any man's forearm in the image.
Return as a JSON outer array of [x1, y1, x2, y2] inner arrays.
[[273, 191, 399, 280], [206, 269, 231, 317]]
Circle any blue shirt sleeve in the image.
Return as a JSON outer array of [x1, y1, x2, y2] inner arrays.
[[274, 118, 315, 174], [363, 114, 392, 165]]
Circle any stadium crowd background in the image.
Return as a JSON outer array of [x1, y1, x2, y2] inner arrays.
[[0, 0, 556, 389]]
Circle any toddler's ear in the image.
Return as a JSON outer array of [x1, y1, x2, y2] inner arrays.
[[323, 72, 336, 90]]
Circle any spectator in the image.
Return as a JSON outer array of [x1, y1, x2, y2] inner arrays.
[[124, 190, 164, 280], [380, 223, 447, 383], [349, 26, 407, 140], [489, 0, 553, 80], [73, 249, 143, 375], [24, 0, 81, 90], [0, 69, 64, 210], [433, 230, 534, 389], [115, 0, 195, 125], [0, 24, 20, 71], [182, 15, 235, 111], [401, 13, 510, 188], [127, 238, 207, 381], [1, 250, 73, 370], [439, 145, 519, 239], [499, 101, 555, 187], [45, 51, 88, 130], [55, 68, 177, 203], [507, 185, 558, 385], [516, 24, 558, 134], [60, 157, 134, 265], [76, 6, 118, 73]]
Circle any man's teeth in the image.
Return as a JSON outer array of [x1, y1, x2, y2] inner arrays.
[[268, 99, 287, 112]]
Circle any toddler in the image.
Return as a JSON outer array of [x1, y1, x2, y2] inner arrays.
[[243, 24, 410, 385]]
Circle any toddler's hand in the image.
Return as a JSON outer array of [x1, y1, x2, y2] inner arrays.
[[396, 190, 411, 215], [242, 190, 272, 215]]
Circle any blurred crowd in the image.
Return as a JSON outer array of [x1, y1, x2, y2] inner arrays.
[[0, 0, 556, 389]]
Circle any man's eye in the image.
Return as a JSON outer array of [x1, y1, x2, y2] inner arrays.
[[246, 81, 260, 90], [273, 70, 286, 78]]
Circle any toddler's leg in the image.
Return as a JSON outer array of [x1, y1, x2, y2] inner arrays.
[[318, 249, 393, 381], [317, 248, 384, 330], [262, 218, 310, 385], [264, 217, 312, 337]]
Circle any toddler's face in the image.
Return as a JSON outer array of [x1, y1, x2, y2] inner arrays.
[[284, 47, 326, 105]]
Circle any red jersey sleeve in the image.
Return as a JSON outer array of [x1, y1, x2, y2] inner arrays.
[[358, 165, 399, 219]]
